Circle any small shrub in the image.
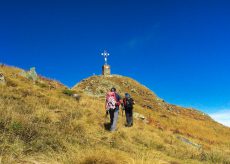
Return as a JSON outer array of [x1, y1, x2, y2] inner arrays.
[[62, 89, 76, 96], [9, 121, 23, 134]]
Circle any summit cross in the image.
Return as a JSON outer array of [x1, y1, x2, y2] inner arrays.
[[101, 50, 110, 65]]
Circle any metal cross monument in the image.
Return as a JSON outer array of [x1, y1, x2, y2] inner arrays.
[[101, 50, 110, 65]]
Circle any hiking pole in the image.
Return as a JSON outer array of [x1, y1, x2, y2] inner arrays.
[[121, 103, 124, 117]]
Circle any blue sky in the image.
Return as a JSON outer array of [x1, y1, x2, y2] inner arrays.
[[0, 0, 230, 126]]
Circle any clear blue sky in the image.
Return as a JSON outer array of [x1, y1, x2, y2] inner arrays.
[[1, 0, 230, 119]]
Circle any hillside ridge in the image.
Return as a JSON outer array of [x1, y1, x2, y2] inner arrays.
[[73, 74, 211, 121], [0, 64, 230, 163]]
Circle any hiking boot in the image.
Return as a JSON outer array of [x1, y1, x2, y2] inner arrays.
[[125, 124, 132, 127], [109, 128, 116, 132]]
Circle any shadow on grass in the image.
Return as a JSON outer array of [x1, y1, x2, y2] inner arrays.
[[104, 122, 111, 131]]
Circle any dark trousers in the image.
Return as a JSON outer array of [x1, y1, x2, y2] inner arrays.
[[125, 108, 133, 126], [109, 108, 119, 131]]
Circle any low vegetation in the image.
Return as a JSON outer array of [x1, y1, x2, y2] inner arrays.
[[0, 65, 230, 163], [62, 89, 76, 96]]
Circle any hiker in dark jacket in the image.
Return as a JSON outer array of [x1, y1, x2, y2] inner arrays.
[[122, 93, 135, 127], [105, 87, 122, 131]]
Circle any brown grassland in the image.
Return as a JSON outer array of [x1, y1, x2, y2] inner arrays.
[[0, 65, 230, 164]]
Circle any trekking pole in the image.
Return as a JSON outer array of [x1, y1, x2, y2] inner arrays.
[[121, 103, 124, 117]]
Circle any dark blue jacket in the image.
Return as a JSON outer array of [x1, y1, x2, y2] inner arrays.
[[115, 93, 121, 110]]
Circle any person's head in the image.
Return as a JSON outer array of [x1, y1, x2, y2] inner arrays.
[[111, 87, 116, 92], [125, 93, 131, 98]]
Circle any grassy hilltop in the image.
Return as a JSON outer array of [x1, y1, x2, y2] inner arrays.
[[0, 64, 230, 164]]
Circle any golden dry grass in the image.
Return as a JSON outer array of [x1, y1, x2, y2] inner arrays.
[[0, 65, 230, 164]]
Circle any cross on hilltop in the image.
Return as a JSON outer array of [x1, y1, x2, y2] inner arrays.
[[101, 50, 111, 76], [101, 50, 110, 65]]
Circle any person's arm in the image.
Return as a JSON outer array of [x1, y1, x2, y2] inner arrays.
[[121, 98, 125, 110], [132, 98, 135, 105]]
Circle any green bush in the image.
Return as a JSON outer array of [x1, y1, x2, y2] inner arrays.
[[62, 89, 76, 96], [10, 121, 22, 131]]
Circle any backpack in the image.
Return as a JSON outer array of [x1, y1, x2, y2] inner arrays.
[[106, 92, 117, 110], [124, 98, 134, 109]]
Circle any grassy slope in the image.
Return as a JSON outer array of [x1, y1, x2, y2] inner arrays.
[[0, 65, 230, 164]]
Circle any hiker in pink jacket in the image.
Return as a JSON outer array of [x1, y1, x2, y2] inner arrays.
[[105, 87, 121, 131]]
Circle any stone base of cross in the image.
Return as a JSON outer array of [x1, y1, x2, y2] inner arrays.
[[102, 64, 111, 75]]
